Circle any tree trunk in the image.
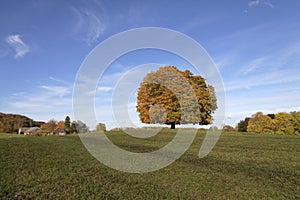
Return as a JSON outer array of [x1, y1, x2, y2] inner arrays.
[[170, 122, 175, 129]]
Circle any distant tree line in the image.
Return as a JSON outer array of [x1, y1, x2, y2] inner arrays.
[[237, 111, 300, 135], [0, 112, 44, 133], [0, 113, 92, 134], [40, 116, 89, 134]]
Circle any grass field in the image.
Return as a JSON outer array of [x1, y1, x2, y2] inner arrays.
[[0, 130, 299, 199]]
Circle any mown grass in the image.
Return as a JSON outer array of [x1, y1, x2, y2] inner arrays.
[[0, 130, 299, 199]]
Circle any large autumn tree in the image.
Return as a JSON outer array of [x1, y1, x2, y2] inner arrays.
[[136, 66, 217, 129]]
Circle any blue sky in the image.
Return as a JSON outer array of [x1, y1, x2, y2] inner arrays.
[[0, 0, 299, 129]]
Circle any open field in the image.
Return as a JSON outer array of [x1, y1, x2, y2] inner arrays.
[[0, 130, 299, 199]]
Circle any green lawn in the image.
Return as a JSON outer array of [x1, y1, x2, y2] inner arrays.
[[0, 130, 299, 199]]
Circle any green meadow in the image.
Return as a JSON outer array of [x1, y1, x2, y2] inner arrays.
[[0, 130, 299, 199]]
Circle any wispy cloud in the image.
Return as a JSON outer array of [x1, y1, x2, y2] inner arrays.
[[11, 84, 71, 108], [239, 56, 268, 75], [223, 40, 300, 91], [71, 4, 106, 45], [5, 34, 30, 58], [226, 68, 300, 92], [10, 102, 50, 109], [214, 52, 237, 70], [248, 0, 274, 8], [238, 42, 300, 77], [222, 39, 300, 126], [248, 0, 260, 7], [244, 0, 274, 13], [97, 86, 112, 92], [5, 77, 73, 121], [41, 85, 70, 97]]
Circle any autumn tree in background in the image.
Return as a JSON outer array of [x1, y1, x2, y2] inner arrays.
[[70, 122, 78, 134], [64, 116, 71, 134], [56, 121, 65, 129], [222, 125, 236, 132], [0, 112, 44, 133], [96, 123, 106, 132], [291, 111, 300, 134], [244, 111, 300, 134], [41, 119, 57, 133], [273, 112, 295, 134], [136, 66, 217, 129], [236, 117, 250, 132], [247, 112, 273, 133], [73, 120, 89, 133]]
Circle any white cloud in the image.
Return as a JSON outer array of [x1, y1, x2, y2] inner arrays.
[[97, 86, 112, 92], [239, 56, 268, 75], [4, 77, 73, 122], [224, 41, 300, 91], [71, 6, 106, 45], [248, 0, 274, 8], [214, 53, 237, 70], [5, 34, 30, 58], [49, 76, 70, 85], [248, 0, 260, 7], [41, 85, 70, 97], [263, 1, 274, 8], [220, 39, 300, 126], [10, 102, 50, 109], [11, 84, 71, 108], [225, 69, 300, 92]]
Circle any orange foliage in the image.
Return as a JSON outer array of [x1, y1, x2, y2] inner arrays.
[[136, 66, 217, 127]]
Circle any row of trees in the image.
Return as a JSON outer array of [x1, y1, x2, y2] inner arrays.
[[237, 111, 300, 135], [0, 112, 44, 133], [41, 116, 90, 134], [0, 113, 94, 134], [41, 118, 107, 133]]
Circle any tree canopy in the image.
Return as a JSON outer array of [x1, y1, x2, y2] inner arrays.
[[96, 123, 106, 132], [236, 117, 250, 132], [239, 111, 300, 135], [136, 66, 217, 129], [73, 120, 89, 133], [64, 116, 71, 134], [40, 119, 57, 133], [0, 112, 44, 133]]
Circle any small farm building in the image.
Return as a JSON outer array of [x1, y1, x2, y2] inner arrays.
[[53, 127, 66, 135], [24, 127, 44, 135]]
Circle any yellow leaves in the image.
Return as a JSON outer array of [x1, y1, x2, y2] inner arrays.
[[136, 66, 217, 125]]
